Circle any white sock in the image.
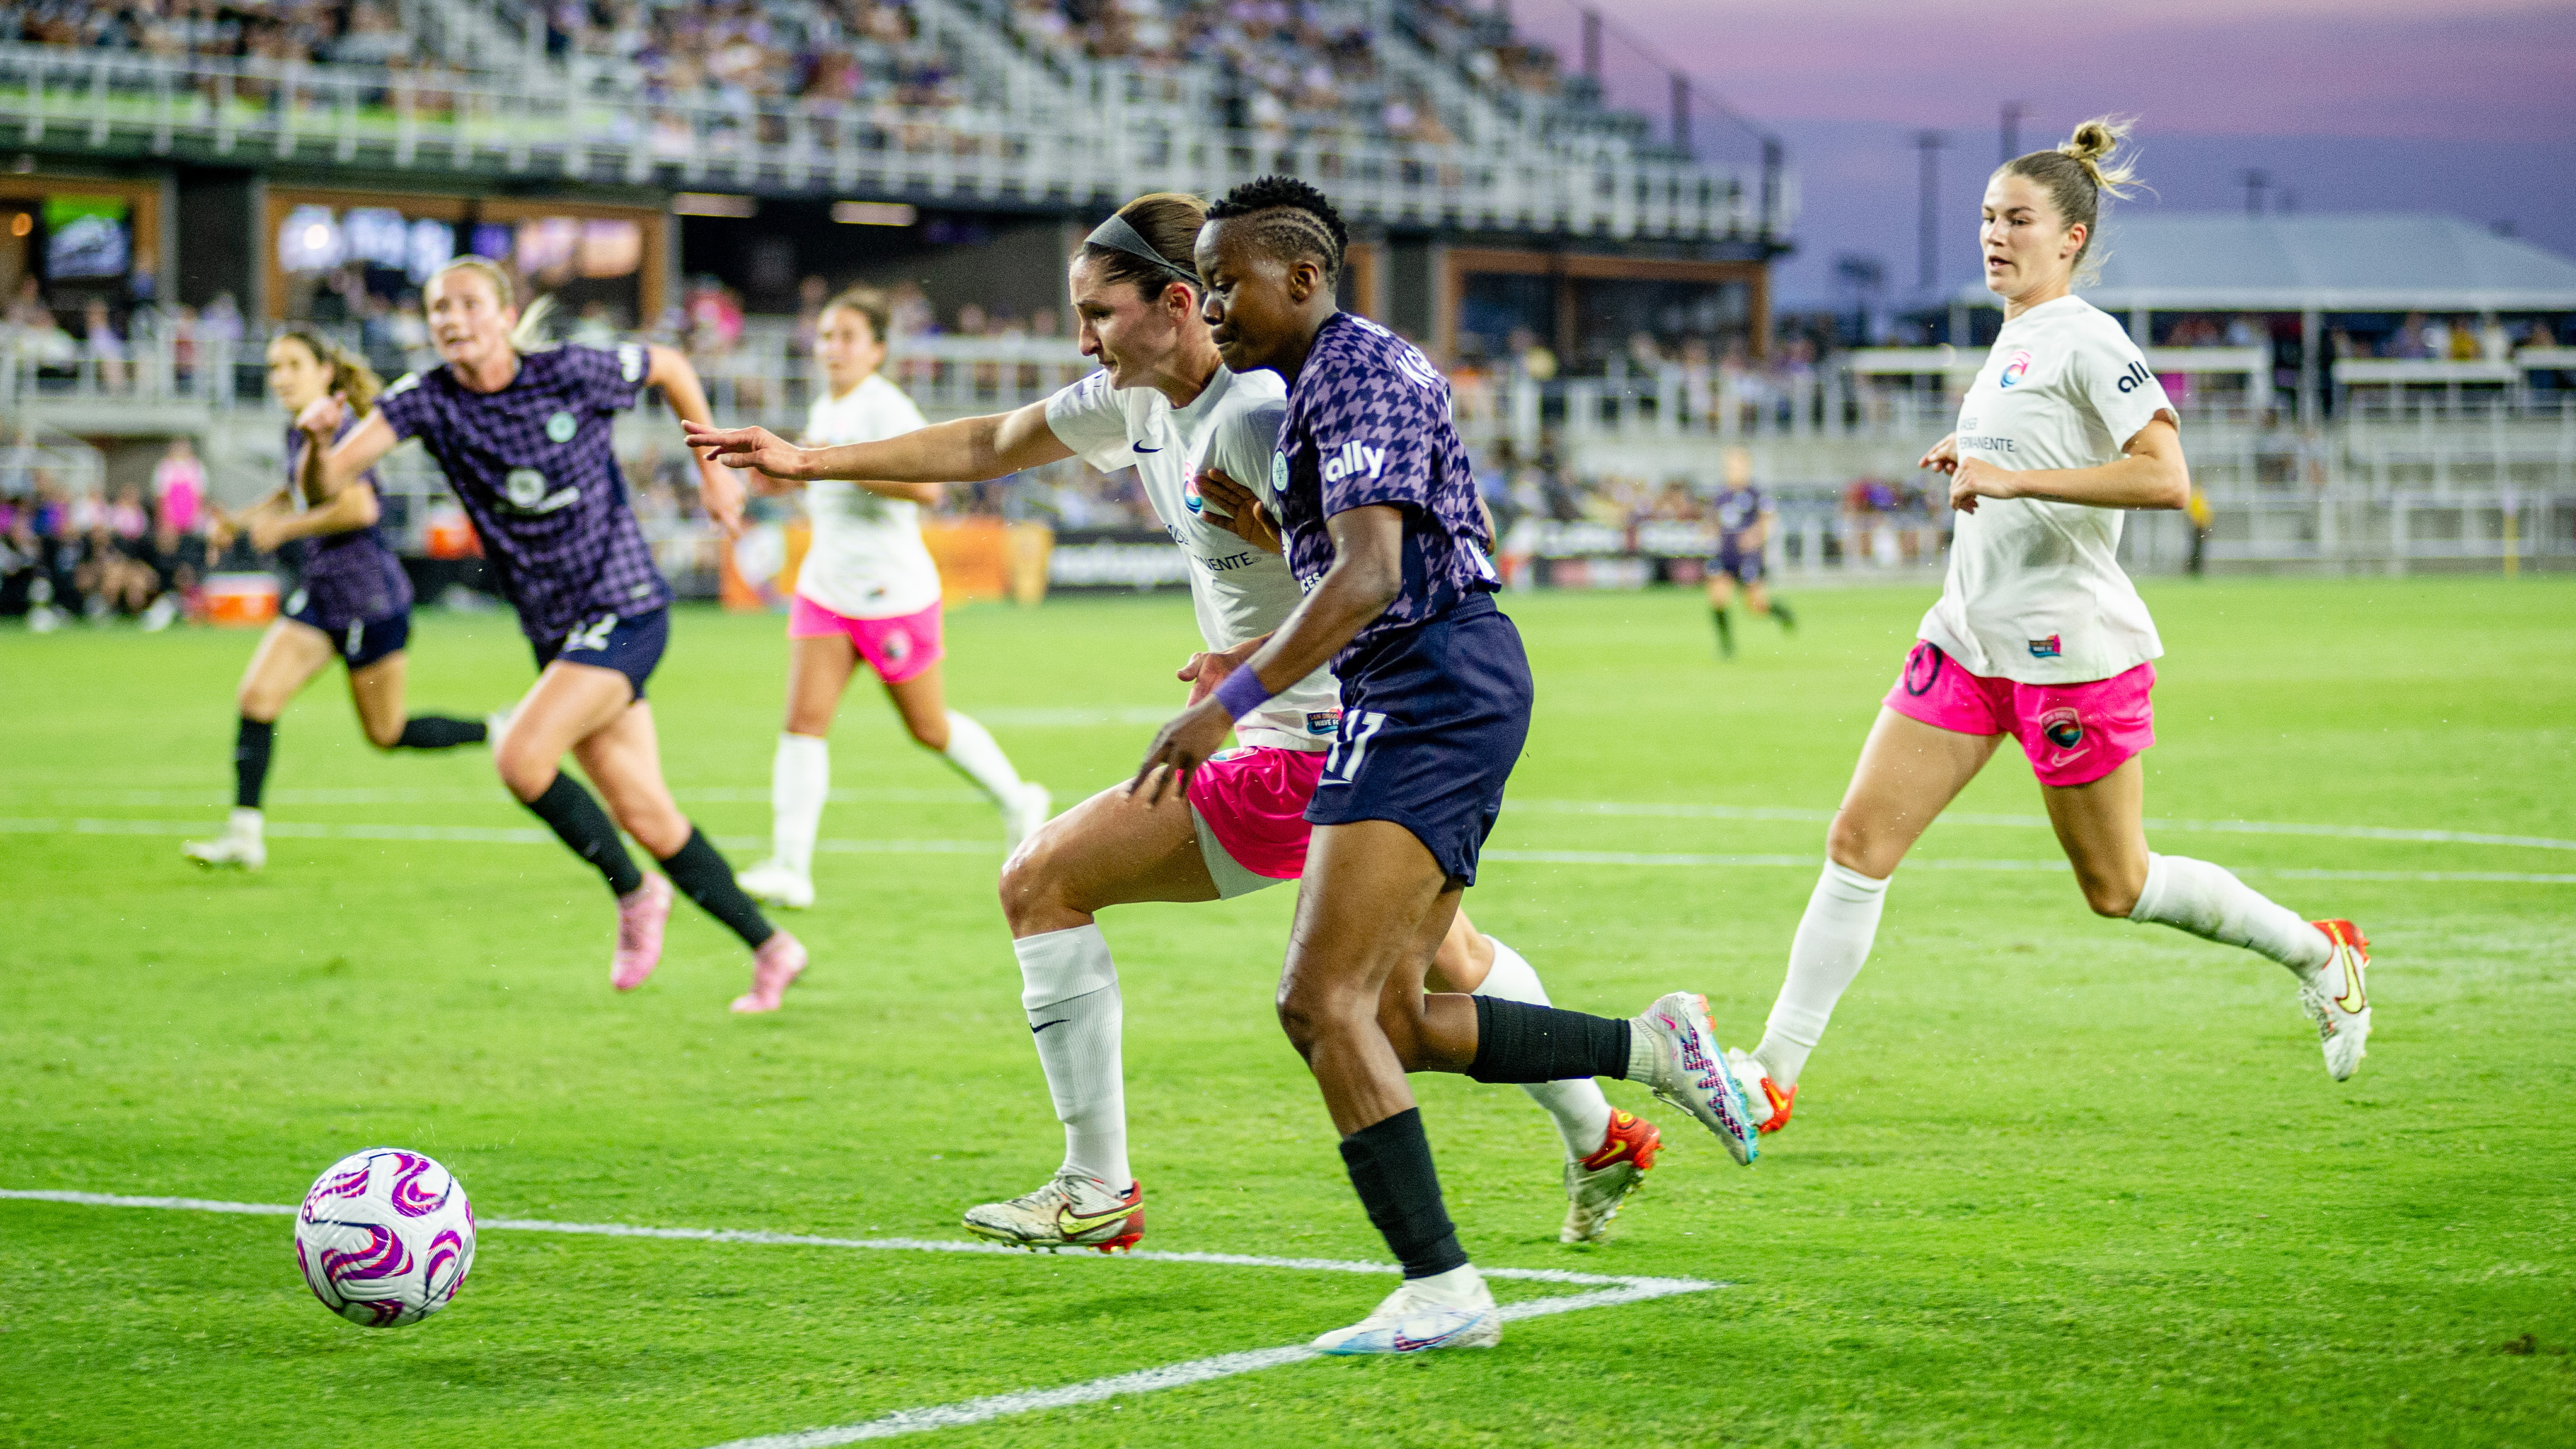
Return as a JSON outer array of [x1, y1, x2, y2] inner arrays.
[[1474, 937, 1616, 1159], [1406, 1261, 1485, 1303], [2129, 853, 2331, 975], [770, 732, 828, 878], [229, 806, 263, 839], [941, 709, 1027, 807], [1014, 924, 1129, 1188], [1754, 859, 1890, 1089]]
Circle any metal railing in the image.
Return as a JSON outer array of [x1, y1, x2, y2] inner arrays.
[[0, 42, 1773, 243]]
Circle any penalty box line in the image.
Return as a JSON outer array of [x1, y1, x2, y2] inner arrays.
[[2, 1188, 1721, 1447]]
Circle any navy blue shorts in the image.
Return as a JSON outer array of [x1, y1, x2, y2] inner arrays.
[[285, 589, 410, 670], [532, 606, 668, 700], [1304, 593, 1531, 887], [1710, 544, 1763, 585]]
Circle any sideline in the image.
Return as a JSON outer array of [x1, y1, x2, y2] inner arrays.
[[0, 1188, 1718, 1447]]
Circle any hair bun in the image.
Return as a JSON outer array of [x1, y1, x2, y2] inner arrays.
[[2055, 114, 2140, 197]]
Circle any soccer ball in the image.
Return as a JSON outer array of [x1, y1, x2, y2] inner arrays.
[[292, 1148, 476, 1328]]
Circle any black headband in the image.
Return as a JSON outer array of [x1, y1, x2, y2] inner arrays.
[[1083, 212, 1200, 290]]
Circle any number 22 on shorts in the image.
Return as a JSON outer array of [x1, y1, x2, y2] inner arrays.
[[1322, 710, 1388, 785]]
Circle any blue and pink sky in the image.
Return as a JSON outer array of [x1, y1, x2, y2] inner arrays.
[[1509, 0, 2576, 306]]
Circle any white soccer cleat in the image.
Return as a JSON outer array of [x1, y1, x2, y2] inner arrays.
[[140, 594, 180, 632], [1311, 1275, 1503, 1355], [484, 709, 514, 753], [734, 857, 815, 910], [962, 1170, 1143, 1254], [1632, 991, 1759, 1165], [183, 809, 266, 870], [1561, 1109, 1661, 1244], [1002, 782, 1053, 849], [2299, 919, 2373, 1081]]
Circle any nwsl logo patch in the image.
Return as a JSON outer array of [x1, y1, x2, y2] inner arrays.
[[1999, 350, 2034, 389], [2028, 635, 2062, 659]]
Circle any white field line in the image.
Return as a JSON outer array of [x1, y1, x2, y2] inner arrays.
[[8, 818, 2572, 885], [1505, 798, 2576, 853], [1, 1188, 1717, 1447]]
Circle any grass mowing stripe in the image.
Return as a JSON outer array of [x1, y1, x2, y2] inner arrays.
[[11, 819, 2573, 883]]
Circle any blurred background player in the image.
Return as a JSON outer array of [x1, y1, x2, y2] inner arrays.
[[183, 327, 495, 871], [1138, 177, 1760, 1355], [1730, 120, 2372, 1140], [731, 285, 1048, 912], [1704, 445, 1795, 658], [288, 258, 808, 1014], [688, 193, 1658, 1252]]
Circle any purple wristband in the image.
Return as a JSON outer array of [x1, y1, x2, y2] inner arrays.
[[1212, 665, 1275, 722]]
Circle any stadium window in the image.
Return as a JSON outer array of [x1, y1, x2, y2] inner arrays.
[[831, 201, 918, 226], [674, 192, 758, 218]]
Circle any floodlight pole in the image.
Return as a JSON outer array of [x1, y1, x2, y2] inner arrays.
[[1914, 130, 1948, 300], [1999, 101, 2026, 164]]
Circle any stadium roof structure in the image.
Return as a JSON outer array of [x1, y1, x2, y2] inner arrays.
[[1954, 213, 2576, 313]]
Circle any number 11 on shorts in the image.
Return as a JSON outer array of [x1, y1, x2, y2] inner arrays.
[[1323, 710, 1388, 784]]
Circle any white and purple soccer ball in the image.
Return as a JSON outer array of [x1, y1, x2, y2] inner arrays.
[[293, 1148, 476, 1329]]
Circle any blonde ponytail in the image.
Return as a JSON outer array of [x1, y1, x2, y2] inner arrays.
[[2000, 114, 2148, 285]]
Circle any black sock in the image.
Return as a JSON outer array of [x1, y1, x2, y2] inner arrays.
[[1338, 1108, 1468, 1280], [1770, 597, 1796, 629], [658, 826, 775, 951], [1466, 996, 1635, 1083], [522, 772, 644, 896], [233, 717, 274, 809], [1711, 606, 1733, 656], [395, 715, 488, 749]]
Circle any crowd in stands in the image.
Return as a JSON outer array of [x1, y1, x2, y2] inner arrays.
[[3, 0, 412, 65], [540, 0, 977, 117], [1, 435, 210, 628]]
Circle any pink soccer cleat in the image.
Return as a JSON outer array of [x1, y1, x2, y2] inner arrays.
[[611, 875, 674, 991], [730, 931, 807, 1013]]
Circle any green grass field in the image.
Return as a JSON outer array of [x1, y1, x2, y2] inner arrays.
[[5, 577, 2573, 1448]]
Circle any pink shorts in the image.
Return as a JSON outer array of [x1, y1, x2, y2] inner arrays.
[[787, 595, 944, 685], [1184, 745, 1326, 896], [1883, 640, 2155, 787]]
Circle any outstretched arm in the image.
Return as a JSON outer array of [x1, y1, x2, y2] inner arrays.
[[644, 343, 745, 539], [683, 398, 1072, 487], [1130, 504, 1402, 802]]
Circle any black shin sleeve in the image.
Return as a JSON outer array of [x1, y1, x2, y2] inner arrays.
[[1466, 996, 1634, 1083], [233, 717, 274, 809], [521, 772, 645, 896], [657, 826, 774, 950], [1338, 1108, 1469, 1280], [395, 715, 488, 749]]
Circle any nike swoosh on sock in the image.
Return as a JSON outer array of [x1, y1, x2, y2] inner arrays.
[[1030, 1019, 1070, 1034]]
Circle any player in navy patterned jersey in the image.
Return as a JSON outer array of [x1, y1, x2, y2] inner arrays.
[[182, 327, 499, 872], [292, 257, 807, 1013], [1704, 445, 1795, 658], [1134, 177, 1761, 1356]]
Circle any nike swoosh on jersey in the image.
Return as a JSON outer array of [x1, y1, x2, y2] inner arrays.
[[1030, 1019, 1069, 1035], [1132, 444, 1162, 453]]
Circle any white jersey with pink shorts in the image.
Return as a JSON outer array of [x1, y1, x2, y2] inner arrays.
[[1919, 294, 2176, 685], [796, 374, 943, 621], [1044, 366, 1339, 753]]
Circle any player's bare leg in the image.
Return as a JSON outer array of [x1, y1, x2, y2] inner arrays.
[[185, 619, 335, 869], [966, 783, 1215, 1254], [2047, 757, 2361, 1077], [887, 662, 1051, 847]]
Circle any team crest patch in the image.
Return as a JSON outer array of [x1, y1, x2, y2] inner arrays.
[[545, 410, 577, 443], [2027, 635, 2062, 659], [882, 632, 911, 663], [2040, 707, 2085, 751], [1182, 475, 1204, 514], [1270, 452, 1288, 493], [1999, 350, 2033, 389], [506, 468, 550, 508]]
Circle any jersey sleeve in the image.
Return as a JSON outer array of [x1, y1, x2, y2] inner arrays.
[[1306, 341, 1447, 519], [1042, 371, 1135, 471], [371, 371, 429, 442], [2069, 319, 2175, 446], [579, 342, 651, 414]]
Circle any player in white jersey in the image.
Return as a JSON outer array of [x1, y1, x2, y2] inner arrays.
[[732, 287, 1049, 912], [690, 192, 1660, 1249], [1729, 119, 2373, 1140]]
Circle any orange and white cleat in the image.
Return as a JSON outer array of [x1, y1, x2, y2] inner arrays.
[[963, 1171, 1144, 1254], [2300, 919, 2372, 1081], [1726, 1048, 1797, 1134], [1561, 1109, 1661, 1243]]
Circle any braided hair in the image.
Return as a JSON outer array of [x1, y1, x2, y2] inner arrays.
[[1206, 176, 1349, 281]]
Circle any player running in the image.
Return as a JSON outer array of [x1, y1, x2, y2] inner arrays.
[[183, 328, 495, 871], [1137, 177, 1760, 1355], [1730, 119, 2373, 1139], [687, 193, 1664, 1251], [1704, 445, 1795, 659], [288, 257, 807, 1013], [731, 285, 1048, 912]]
